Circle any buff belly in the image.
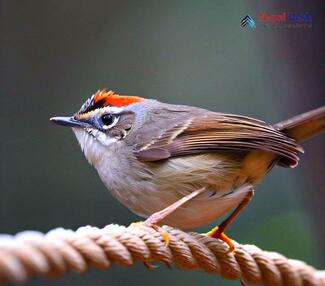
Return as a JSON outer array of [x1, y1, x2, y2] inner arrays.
[[96, 151, 252, 229], [149, 184, 252, 229]]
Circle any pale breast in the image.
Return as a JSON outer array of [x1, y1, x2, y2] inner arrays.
[[94, 144, 251, 229]]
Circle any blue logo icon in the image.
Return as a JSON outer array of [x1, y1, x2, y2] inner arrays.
[[241, 15, 256, 28]]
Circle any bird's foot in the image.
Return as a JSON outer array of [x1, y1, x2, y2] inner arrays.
[[205, 226, 235, 253], [143, 219, 170, 246], [129, 220, 170, 246]]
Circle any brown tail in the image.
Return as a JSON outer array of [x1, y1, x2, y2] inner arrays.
[[273, 106, 325, 143]]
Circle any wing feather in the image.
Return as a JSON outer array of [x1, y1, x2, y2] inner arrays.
[[136, 112, 303, 167]]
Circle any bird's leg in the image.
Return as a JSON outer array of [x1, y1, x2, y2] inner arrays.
[[145, 187, 206, 225], [206, 189, 254, 252], [143, 187, 207, 245]]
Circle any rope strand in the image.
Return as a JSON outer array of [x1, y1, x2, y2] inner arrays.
[[0, 224, 323, 285]]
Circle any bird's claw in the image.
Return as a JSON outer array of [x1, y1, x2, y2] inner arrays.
[[129, 221, 170, 246], [205, 226, 235, 253]]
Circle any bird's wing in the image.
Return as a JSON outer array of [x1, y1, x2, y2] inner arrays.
[[135, 112, 303, 167]]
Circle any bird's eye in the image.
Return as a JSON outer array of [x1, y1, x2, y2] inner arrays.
[[101, 114, 119, 129], [102, 114, 113, 125]]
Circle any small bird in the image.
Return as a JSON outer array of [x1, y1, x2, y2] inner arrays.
[[51, 89, 325, 250]]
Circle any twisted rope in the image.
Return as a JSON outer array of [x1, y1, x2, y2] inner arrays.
[[0, 224, 324, 285]]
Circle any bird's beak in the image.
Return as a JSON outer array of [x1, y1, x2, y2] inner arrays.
[[50, 116, 89, 128]]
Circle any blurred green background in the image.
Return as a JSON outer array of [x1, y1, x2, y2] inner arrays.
[[1, 1, 324, 285]]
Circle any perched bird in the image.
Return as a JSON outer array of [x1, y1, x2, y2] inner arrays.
[[51, 89, 325, 250]]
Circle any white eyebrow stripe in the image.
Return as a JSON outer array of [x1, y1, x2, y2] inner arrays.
[[101, 106, 124, 114]]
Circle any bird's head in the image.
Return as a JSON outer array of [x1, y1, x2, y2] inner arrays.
[[51, 89, 146, 163]]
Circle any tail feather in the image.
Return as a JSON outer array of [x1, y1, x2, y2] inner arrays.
[[273, 106, 325, 143]]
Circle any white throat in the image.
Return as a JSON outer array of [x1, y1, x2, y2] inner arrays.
[[72, 127, 117, 166]]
